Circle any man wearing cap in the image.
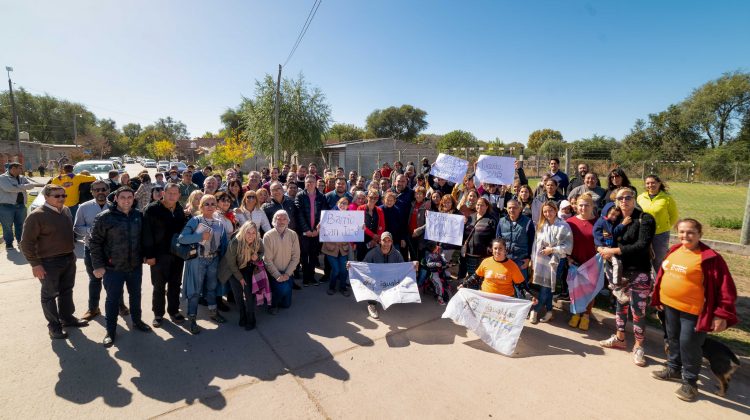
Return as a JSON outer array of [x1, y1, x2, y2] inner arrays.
[[357, 231, 417, 319], [21, 184, 89, 339], [51, 163, 97, 221], [0, 162, 44, 249]]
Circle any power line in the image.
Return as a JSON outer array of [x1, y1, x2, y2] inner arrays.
[[282, 0, 322, 68]]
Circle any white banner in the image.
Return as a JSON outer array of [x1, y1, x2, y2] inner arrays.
[[430, 153, 468, 185], [424, 210, 465, 246], [348, 262, 421, 309], [475, 155, 516, 186], [319, 210, 364, 242], [442, 288, 532, 356]]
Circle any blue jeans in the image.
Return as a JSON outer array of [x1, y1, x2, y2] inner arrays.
[[103, 269, 143, 335], [326, 255, 348, 290], [651, 231, 670, 276], [0, 203, 26, 246], [664, 304, 706, 385], [187, 257, 219, 316], [84, 246, 123, 310], [535, 286, 553, 312], [271, 277, 293, 308]]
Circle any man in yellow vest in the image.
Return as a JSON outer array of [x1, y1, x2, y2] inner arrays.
[[51, 164, 96, 221]]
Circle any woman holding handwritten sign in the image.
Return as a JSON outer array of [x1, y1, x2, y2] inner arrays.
[[321, 197, 353, 297]]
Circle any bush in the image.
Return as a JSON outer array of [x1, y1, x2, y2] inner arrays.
[[709, 216, 743, 230]]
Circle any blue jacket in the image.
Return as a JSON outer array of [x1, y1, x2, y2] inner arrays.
[[496, 214, 535, 261], [325, 190, 353, 210], [593, 202, 627, 247]]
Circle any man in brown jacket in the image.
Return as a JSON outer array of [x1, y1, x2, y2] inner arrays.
[[21, 184, 88, 339]]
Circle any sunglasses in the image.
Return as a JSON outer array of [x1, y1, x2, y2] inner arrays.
[[92, 188, 108, 192], [51, 194, 68, 198], [616, 196, 634, 202]]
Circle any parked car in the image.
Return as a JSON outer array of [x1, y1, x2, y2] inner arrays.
[[143, 159, 157, 168], [125, 157, 135, 164], [29, 160, 123, 212], [157, 160, 170, 171], [169, 161, 188, 174]]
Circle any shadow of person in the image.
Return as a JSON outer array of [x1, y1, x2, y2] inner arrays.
[[51, 329, 132, 407], [510, 326, 606, 358], [4, 248, 28, 265], [374, 298, 467, 348]]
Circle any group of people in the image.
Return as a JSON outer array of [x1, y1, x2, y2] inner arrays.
[[3, 155, 739, 403]]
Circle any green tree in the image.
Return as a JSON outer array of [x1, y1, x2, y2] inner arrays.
[[682, 71, 750, 148], [365, 105, 428, 141], [242, 73, 331, 160], [570, 134, 620, 159], [154, 116, 189, 141], [131, 127, 162, 157], [153, 139, 176, 160], [327, 123, 365, 142], [210, 137, 254, 169], [527, 129, 563, 152], [538, 139, 567, 159], [220, 107, 244, 141], [437, 130, 481, 151], [122, 123, 142, 141]]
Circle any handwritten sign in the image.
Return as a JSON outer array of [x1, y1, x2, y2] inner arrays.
[[430, 153, 468, 185], [319, 210, 364, 242], [424, 210, 465, 246], [348, 262, 421, 309], [442, 288, 532, 356], [476, 155, 515, 186]]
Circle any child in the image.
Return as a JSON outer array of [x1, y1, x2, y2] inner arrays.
[[460, 238, 525, 297], [593, 202, 631, 302], [558, 199, 574, 220], [420, 242, 452, 305]]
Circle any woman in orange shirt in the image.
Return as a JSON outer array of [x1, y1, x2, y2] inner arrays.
[[459, 238, 524, 296], [651, 218, 737, 402]]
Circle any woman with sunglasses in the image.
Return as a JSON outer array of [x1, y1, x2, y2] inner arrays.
[[604, 168, 635, 204], [598, 186, 656, 368], [178, 194, 229, 334], [235, 190, 272, 236]]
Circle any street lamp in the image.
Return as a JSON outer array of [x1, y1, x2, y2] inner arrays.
[[5, 66, 22, 162], [73, 113, 83, 144]]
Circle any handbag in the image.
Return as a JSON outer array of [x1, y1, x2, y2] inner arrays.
[[171, 232, 198, 260]]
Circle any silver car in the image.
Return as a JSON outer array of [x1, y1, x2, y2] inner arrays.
[[29, 160, 123, 211]]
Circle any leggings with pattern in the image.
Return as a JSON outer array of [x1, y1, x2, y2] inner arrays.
[[615, 271, 652, 342]]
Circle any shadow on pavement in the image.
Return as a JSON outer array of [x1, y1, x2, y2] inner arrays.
[[51, 329, 133, 407], [512, 325, 606, 358], [4, 249, 27, 265]]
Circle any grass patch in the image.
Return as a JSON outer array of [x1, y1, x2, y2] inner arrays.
[[709, 216, 743, 230]]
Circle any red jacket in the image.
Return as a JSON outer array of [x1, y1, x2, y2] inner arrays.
[[357, 204, 385, 241], [651, 242, 738, 333]]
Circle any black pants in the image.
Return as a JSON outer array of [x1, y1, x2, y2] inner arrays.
[[300, 235, 320, 284], [150, 254, 184, 317], [664, 304, 706, 385], [228, 274, 256, 324], [40, 253, 77, 332]]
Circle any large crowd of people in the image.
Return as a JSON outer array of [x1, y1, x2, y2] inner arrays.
[[0, 157, 739, 402]]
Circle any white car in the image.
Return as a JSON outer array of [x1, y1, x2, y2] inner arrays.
[[30, 160, 123, 211], [143, 159, 157, 168], [157, 161, 170, 171]]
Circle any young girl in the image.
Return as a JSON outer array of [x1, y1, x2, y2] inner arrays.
[[460, 238, 524, 297], [420, 242, 452, 305], [530, 201, 573, 324]]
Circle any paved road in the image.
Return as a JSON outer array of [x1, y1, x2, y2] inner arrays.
[[0, 243, 748, 419]]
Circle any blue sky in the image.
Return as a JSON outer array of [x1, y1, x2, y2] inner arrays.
[[2, 0, 749, 144]]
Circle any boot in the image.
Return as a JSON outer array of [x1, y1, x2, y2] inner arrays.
[[189, 316, 200, 335]]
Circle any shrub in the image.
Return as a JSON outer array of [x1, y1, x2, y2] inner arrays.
[[709, 216, 743, 230]]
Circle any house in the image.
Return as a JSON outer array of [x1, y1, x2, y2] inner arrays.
[[176, 137, 224, 163]]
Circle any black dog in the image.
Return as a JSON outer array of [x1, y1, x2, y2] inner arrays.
[[657, 310, 740, 396]]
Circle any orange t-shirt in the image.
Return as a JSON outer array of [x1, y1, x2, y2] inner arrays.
[[475, 257, 525, 297], [660, 246, 705, 316]]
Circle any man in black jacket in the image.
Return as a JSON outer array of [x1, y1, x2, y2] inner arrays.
[[262, 181, 298, 232], [295, 175, 328, 286], [90, 186, 151, 347], [142, 183, 188, 328]]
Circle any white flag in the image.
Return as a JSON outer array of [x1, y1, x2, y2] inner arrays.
[[442, 288, 532, 356], [348, 261, 420, 309]]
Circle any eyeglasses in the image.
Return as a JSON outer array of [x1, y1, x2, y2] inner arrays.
[[616, 196, 634, 202], [202, 202, 217, 207], [246, 196, 256, 200], [51, 194, 68, 198], [92, 188, 108, 192]]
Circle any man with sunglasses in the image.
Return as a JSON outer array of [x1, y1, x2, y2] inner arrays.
[[74, 180, 129, 321], [21, 185, 89, 339]]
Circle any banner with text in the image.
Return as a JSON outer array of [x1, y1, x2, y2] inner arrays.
[[348, 262, 420, 309], [424, 210, 465, 246], [442, 288, 533, 356], [319, 210, 365, 242], [430, 153, 469, 185], [475, 155, 516, 186]]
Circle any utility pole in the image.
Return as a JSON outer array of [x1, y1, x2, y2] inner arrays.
[[273, 64, 282, 167], [741, 179, 750, 246], [6, 67, 22, 163]]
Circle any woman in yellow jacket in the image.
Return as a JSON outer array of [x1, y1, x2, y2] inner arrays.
[[637, 175, 678, 275]]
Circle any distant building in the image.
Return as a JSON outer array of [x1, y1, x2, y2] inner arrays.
[[176, 137, 224, 162]]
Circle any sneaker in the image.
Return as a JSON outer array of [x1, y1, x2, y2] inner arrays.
[[529, 310, 539, 324], [437, 296, 446, 305], [152, 317, 163, 328], [599, 334, 627, 349], [633, 346, 646, 367], [209, 309, 226, 323], [652, 367, 681, 382], [540, 311, 554, 323], [82, 307, 101, 321], [119, 304, 130, 317], [103, 333, 115, 347], [578, 314, 590, 331], [568, 314, 581, 328], [367, 304, 379, 319], [675, 383, 698, 402]]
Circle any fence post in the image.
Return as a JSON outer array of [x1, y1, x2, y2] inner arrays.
[[742, 179, 750, 245], [564, 148, 571, 177], [357, 151, 361, 175], [642, 162, 646, 180], [377, 151, 380, 169], [535, 157, 540, 177]]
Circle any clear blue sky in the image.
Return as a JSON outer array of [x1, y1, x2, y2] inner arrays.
[[3, 0, 749, 144]]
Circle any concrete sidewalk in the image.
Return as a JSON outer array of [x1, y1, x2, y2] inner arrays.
[[0, 243, 748, 419]]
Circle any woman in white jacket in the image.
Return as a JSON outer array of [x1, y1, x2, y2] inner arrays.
[[234, 190, 272, 236], [530, 200, 573, 324]]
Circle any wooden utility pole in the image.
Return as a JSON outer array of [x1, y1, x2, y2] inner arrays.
[[741, 179, 750, 246], [273, 64, 282, 167]]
